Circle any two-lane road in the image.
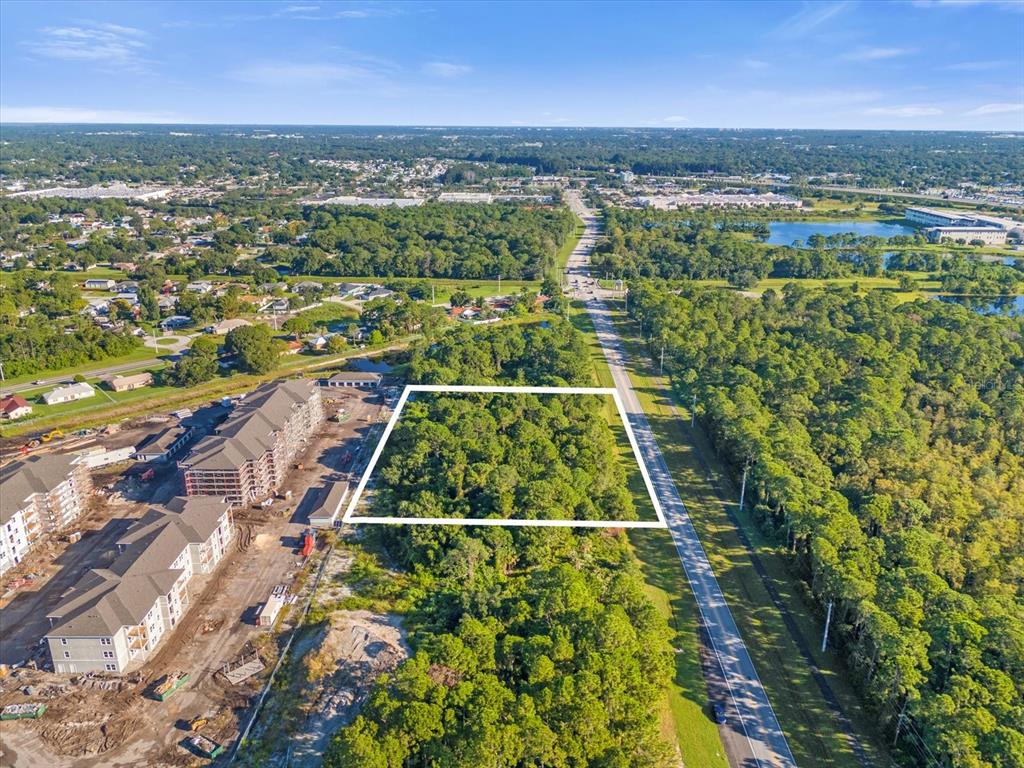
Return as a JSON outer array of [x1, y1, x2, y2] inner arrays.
[[565, 192, 797, 768]]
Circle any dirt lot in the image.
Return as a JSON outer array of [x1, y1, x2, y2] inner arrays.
[[0, 387, 388, 768]]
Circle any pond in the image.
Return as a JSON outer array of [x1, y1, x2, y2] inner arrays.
[[766, 220, 916, 246], [935, 295, 1024, 317], [349, 357, 394, 373]]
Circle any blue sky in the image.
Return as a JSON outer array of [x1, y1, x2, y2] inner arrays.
[[1, 0, 1021, 129]]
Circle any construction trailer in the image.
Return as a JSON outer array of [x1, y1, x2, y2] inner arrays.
[[257, 585, 287, 627]]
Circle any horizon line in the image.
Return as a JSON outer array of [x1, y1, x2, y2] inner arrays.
[[1, 121, 1021, 135]]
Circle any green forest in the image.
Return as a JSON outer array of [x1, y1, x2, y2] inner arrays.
[[280, 203, 577, 280], [3, 125, 1020, 189], [627, 281, 1024, 767], [374, 392, 637, 526], [325, 322, 675, 768]]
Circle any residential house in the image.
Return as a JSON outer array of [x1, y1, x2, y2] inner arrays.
[[179, 380, 324, 505], [293, 281, 323, 293], [186, 281, 213, 294], [0, 395, 33, 420], [160, 315, 191, 331], [43, 382, 96, 406], [106, 372, 153, 392], [336, 282, 369, 298], [364, 287, 394, 301], [206, 318, 251, 335], [84, 278, 116, 290]]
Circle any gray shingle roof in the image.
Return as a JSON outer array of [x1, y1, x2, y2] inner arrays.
[[1, 454, 77, 525], [46, 496, 231, 638], [182, 380, 316, 472]]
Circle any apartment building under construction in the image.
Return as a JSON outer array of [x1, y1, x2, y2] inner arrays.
[[179, 379, 324, 505]]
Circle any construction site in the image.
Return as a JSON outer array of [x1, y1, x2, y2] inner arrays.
[[0, 379, 399, 767]]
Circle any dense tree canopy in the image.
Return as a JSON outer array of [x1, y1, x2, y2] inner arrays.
[[282, 203, 576, 280], [628, 281, 1024, 768], [326, 323, 674, 768]]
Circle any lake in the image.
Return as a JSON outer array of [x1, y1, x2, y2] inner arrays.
[[935, 295, 1024, 317], [767, 220, 916, 246]]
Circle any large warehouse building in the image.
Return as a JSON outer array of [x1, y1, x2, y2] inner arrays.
[[905, 206, 1023, 245]]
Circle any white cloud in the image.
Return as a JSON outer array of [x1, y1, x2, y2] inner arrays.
[[911, 0, 1023, 10], [863, 105, 943, 117], [229, 52, 397, 86], [422, 61, 472, 78], [773, 1, 853, 38], [965, 102, 1024, 116], [0, 105, 188, 123], [944, 60, 1007, 71], [27, 22, 148, 67], [842, 47, 915, 61]]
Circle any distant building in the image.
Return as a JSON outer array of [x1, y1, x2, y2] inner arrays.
[[84, 278, 116, 290], [186, 281, 213, 294], [927, 227, 1008, 245], [179, 380, 324, 504], [905, 206, 1022, 245], [45, 496, 233, 673], [42, 382, 96, 406], [0, 394, 33, 420], [320, 371, 382, 389], [1, 454, 92, 574], [161, 315, 191, 330], [437, 192, 493, 204], [206, 318, 251, 335], [106, 372, 153, 392], [293, 281, 324, 293], [363, 287, 395, 301]]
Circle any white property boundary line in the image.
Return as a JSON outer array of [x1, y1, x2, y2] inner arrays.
[[342, 385, 668, 528]]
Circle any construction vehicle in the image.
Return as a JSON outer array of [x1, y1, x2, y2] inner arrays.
[[300, 530, 315, 558], [40, 428, 64, 443], [188, 715, 208, 732]]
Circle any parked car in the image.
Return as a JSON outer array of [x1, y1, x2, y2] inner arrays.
[[711, 701, 727, 724]]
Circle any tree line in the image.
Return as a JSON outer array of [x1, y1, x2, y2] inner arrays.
[[627, 281, 1024, 767]]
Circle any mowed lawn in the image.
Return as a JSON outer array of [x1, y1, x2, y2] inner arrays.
[[572, 301, 729, 768], [607, 303, 886, 768]]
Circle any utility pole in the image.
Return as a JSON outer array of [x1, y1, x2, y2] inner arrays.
[[821, 599, 834, 652], [497, 274, 501, 295], [431, 283, 435, 304], [659, 342, 665, 376], [739, 461, 750, 511], [0, 361, 5, 383]]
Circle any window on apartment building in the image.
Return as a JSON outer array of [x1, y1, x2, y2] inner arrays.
[[61, 638, 68, 645], [105, 664, 116, 671], [100, 637, 111, 645], [63, 651, 70, 658], [103, 651, 114, 658]]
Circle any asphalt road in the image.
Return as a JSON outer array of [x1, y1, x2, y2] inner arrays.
[[564, 191, 797, 768]]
